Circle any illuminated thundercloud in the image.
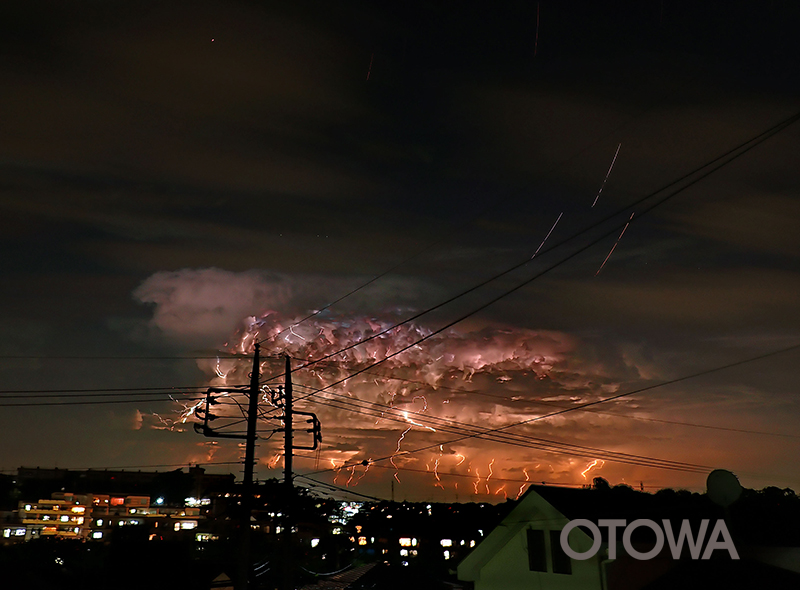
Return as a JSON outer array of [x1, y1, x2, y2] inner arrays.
[[135, 269, 647, 497]]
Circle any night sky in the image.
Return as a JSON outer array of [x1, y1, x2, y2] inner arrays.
[[2, 1, 800, 502]]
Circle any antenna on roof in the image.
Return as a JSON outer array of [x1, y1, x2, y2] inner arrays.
[[706, 469, 743, 507]]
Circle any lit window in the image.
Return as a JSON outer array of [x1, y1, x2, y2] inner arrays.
[[42, 516, 50, 521], [358, 537, 367, 546], [2, 530, 9, 538], [174, 523, 180, 532], [412, 538, 418, 547], [399, 538, 412, 547], [24, 505, 31, 511], [444, 550, 451, 560], [180, 521, 197, 530], [71, 507, 85, 514], [441, 539, 452, 547], [400, 549, 409, 557], [470, 540, 476, 547], [92, 531, 103, 539], [96, 519, 104, 527], [15, 529, 26, 536], [110, 498, 124, 506], [60, 516, 69, 523], [311, 538, 320, 548]]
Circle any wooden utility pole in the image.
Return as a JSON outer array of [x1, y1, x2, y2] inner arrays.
[[282, 354, 294, 590], [240, 342, 261, 590]]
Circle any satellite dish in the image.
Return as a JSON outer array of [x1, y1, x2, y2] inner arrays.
[[706, 469, 743, 507]]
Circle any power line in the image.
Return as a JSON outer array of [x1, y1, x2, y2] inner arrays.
[[260, 107, 800, 386], [255, 69, 714, 349], [300, 358, 800, 439], [294, 387, 709, 473], [0, 355, 251, 360], [11, 461, 245, 471], [295, 474, 387, 502], [295, 341, 800, 477], [0, 385, 245, 395], [0, 397, 207, 407], [0, 390, 208, 399]]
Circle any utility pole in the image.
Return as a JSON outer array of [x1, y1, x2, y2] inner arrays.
[[194, 346, 321, 590], [282, 354, 293, 590], [241, 342, 261, 590]]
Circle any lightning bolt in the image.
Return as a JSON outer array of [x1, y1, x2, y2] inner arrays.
[[390, 426, 412, 483], [355, 459, 371, 485], [581, 459, 605, 479], [517, 468, 530, 499], [433, 446, 444, 490]]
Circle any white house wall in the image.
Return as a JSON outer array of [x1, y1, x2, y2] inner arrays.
[[459, 489, 604, 590]]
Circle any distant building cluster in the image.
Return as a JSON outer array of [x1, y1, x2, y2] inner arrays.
[[8, 491, 200, 542], [0, 465, 508, 571]]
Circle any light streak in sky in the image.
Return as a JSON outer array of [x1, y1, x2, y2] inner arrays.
[[287, 325, 306, 342], [268, 453, 281, 469], [150, 412, 174, 430], [400, 410, 436, 433], [495, 485, 507, 500], [330, 459, 347, 485], [592, 143, 622, 207], [581, 459, 605, 479], [177, 397, 206, 424], [486, 458, 495, 494], [366, 52, 374, 80], [517, 468, 530, 499], [390, 425, 412, 483], [596, 212, 634, 275], [355, 459, 371, 485], [473, 468, 481, 495], [214, 357, 227, 379], [532, 212, 564, 259], [455, 452, 466, 467], [433, 445, 444, 489]]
